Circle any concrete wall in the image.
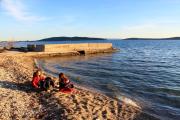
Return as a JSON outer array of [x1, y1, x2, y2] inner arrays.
[[35, 45, 45, 52], [28, 43, 112, 52], [27, 44, 36, 51], [44, 43, 112, 52]]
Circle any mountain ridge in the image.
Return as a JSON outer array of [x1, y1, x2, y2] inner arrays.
[[38, 36, 106, 41], [123, 37, 180, 40]]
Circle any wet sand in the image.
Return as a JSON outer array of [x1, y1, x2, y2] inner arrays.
[[0, 55, 158, 120]]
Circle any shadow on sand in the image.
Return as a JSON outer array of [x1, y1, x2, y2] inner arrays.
[[0, 80, 160, 120], [0, 80, 69, 120]]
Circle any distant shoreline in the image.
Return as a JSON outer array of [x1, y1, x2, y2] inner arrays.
[[2, 36, 180, 42], [38, 36, 106, 41], [123, 37, 180, 40]]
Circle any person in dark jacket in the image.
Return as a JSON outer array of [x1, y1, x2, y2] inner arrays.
[[59, 73, 74, 90], [43, 77, 55, 91]]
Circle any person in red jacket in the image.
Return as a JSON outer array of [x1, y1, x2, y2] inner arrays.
[[32, 70, 45, 89]]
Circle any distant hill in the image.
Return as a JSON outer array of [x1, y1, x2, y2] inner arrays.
[[38, 37, 106, 41], [123, 37, 180, 40]]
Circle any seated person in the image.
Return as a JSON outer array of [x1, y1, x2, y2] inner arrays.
[[43, 77, 55, 91], [32, 70, 45, 89], [32, 70, 55, 91], [59, 73, 74, 91]]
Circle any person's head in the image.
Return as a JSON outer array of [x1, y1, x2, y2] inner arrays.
[[59, 73, 65, 78], [38, 70, 42, 76], [34, 70, 42, 77]]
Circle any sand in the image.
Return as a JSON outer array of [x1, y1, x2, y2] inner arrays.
[[0, 55, 157, 120]]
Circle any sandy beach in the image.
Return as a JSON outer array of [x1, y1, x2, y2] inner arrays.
[[0, 55, 157, 120]]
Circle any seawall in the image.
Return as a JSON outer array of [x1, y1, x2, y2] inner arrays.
[[0, 43, 117, 58], [29, 43, 113, 52], [25, 43, 117, 57]]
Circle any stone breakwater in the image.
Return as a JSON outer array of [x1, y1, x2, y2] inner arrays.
[[2, 43, 117, 58], [28, 43, 114, 52]]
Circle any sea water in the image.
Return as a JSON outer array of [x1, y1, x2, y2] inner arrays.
[[17, 39, 180, 120]]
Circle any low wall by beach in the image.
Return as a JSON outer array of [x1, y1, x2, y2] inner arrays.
[[28, 43, 113, 52]]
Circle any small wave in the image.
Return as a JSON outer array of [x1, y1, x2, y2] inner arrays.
[[117, 95, 141, 108]]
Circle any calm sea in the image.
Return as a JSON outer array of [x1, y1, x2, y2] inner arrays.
[[16, 39, 180, 120]]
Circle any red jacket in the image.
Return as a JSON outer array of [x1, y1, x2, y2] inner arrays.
[[32, 76, 45, 88]]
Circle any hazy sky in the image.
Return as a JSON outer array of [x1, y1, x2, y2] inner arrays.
[[1, 0, 180, 41]]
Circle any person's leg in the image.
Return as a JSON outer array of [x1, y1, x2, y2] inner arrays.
[[43, 80, 50, 91], [59, 82, 65, 90], [50, 80, 55, 87], [65, 82, 74, 88], [39, 81, 44, 90]]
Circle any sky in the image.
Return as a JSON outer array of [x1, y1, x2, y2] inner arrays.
[[1, 0, 180, 41]]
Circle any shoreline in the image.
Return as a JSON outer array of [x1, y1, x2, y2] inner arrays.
[[0, 53, 159, 120], [34, 55, 141, 107], [37, 61, 141, 109]]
